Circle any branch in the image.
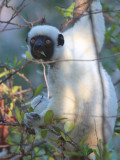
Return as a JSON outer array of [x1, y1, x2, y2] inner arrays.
[[0, 0, 35, 32], [1, 51, 119, 86], [0, 154, 13, 160], [61, 0, 120, 31], [30, 52, 120, 65], [73, 0, 93, 20], [114, 79, 120, 86], [0, 60, 32, 85], [60, 0, 93, 30], [9, 140, 46, 160]]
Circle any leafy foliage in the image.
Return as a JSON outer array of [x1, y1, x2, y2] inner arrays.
[[34, 84, 43, 97], [55, 2, 75, 21], [44, 110, 54, 124]]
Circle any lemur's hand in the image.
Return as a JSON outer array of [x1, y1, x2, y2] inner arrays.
[[24, 112, 41, 128], [24, 95, 49, 128], [31, 95, 43, 109], [31, 95, 49, 113]]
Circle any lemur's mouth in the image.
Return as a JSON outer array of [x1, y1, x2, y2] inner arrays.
[[35, 49, 42, 54], [32, 49, 46, 59], [32, 50, 42, 59]]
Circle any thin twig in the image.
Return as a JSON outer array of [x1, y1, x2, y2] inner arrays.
[[41, 63, 50, 99], [104, 13, 118, 24], [1, 0, 35, 32], [114, 79, 120, 86], [31, 52, 120, 64], [61, 8, 120, 30], [0, 61, 32, 85], [9, 140, 46, 160], [0, 122, 20, 126]]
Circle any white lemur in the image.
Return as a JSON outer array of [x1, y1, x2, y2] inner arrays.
[[24, 0, 118, 159]]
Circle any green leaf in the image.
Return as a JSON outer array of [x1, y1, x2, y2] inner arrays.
[[79, 136, 88, 146], [41, 129, 48, 138], [112, 47, 120, 52], [65, 137, 73, 142], [49, 138, 63, 143], [2, 84, 9, 95], [41, 51, 46, 57], [34, 84, 43, 97], [109, 23, 116, 34], [34, 147, 39, 154], [21, 111, 24, 120], [28, 135, 34, 142], [80, 145, 92, 156], [7, 136, 15, 145], [35, 135, 41, 140], [25, 51, 32, 60], [55, 117, 68, 122], [117, 56, 120, 70], [0, 68, 4, 73], [29, 107, 34, 113], [93, 149, 100, 160], [60, 131, 66, 140], [55, 6, 65, 17], [12, 130, 21, 136], [8, 102, 14, 117], [15, 107, 22, 124], [64, 121, 75, 133], [87, 148, 93, 156], [16, 59, 25, 67], [53, 126, 62, 133], [55, 2, 75, 21], [105, 30, 110, 42], [9, 99, 17, 116], [12, 86, 20, 93], [0, 70, 11, 78], [65, 2, 75, 17], [24, 101, 31, 106], [13, 56, 17, 67], [9, 126, 19, 132], [44, 110, 54, 124]]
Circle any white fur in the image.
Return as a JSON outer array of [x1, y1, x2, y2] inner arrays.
[[27, 25, 65, 60], [28, 25, 60, 45], [24, 0, 118, 159], [64, 0, 105, 59]]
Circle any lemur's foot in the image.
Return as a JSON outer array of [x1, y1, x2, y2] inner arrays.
[[24, 112, 41, 128]]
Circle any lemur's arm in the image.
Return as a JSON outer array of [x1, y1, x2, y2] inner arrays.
[[64, 0, 105, 58], [24, 97, 76, 128], [24, 86, 84, 128]]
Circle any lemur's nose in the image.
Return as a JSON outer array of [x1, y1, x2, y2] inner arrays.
[[34, 42, 42, 51]]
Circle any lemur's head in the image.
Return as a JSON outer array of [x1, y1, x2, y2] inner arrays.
[[26, 25, 64, 61]]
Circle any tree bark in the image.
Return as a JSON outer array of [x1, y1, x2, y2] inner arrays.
[[73, 0, 93, 20]]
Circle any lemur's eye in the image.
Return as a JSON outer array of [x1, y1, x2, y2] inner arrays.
[[45, 39, 51, 45], [30, 38, 35, 44]]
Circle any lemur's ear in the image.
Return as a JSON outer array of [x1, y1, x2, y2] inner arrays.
[[58, 34, 64, 46]]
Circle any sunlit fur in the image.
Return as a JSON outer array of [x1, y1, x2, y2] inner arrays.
[[25, 1, 118, 159]]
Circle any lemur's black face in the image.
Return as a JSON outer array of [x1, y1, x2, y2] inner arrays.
[[27, 34, 64, 61], [29, 35, 54, 60]]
